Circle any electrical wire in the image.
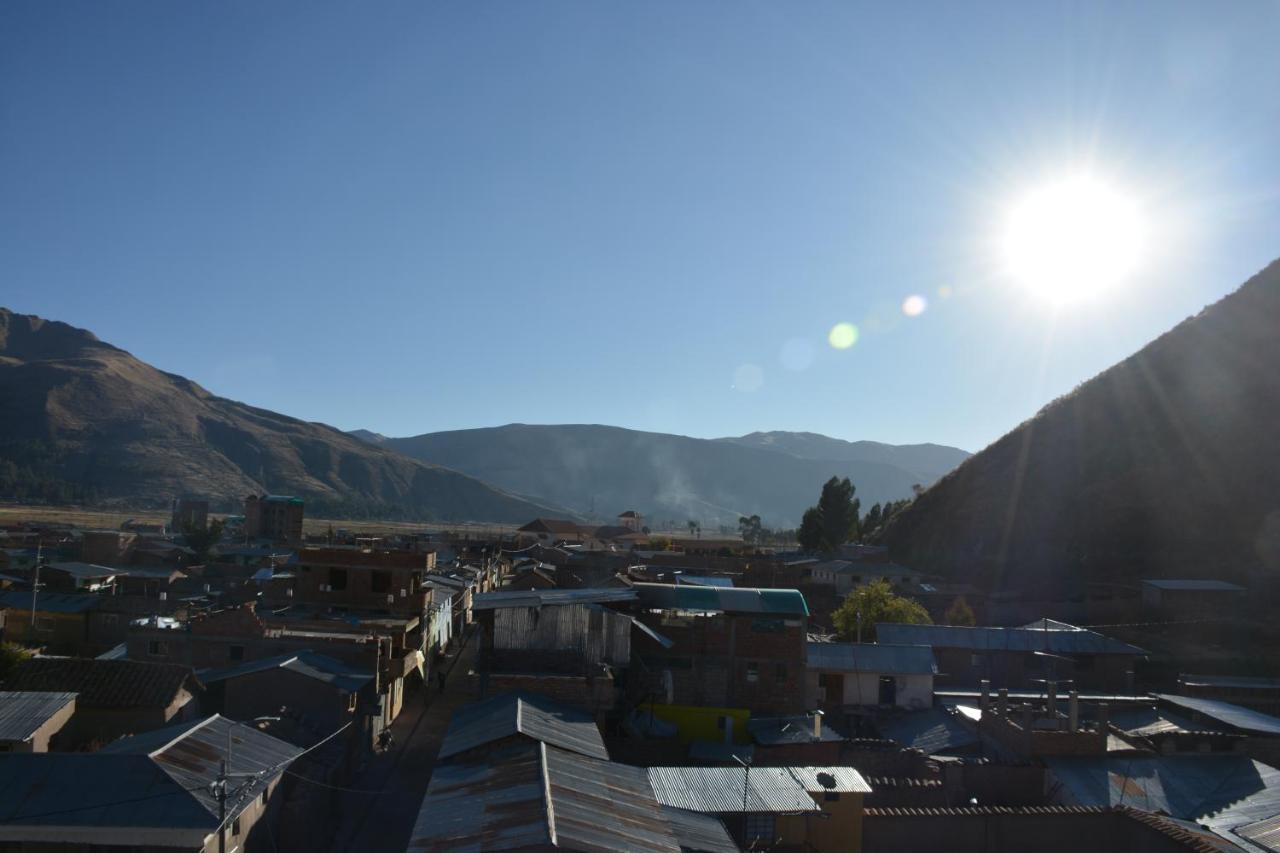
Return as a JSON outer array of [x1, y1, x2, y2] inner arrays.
[[0, 782, 212, 823]]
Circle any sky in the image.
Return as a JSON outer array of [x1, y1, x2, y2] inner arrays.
[[3, 1, 1278, 453]]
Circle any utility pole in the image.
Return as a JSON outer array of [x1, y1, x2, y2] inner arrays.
[[28, 543, 43, 644], [214, 716, 280, 853], [856, 608, 863, 644]]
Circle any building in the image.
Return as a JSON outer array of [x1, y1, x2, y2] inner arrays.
[[0, 691, 77, 752], [648, 764, 872, 852], [1141, 579, 1246, 618], [0, 590, 104, 655], [806, 642, 937, 710], [1178, 673, 1280, 715], [38, 561, 122, 592], [171, 496, 210, 533], [619, 510, 645, 532], [0, 715, 300, 852], [284, 546, 437, 615], [4, 657, 203, 749], [79, 531, 135, 566], [516, 517, 589, 545], [409, 690, 736, 853], [810, 561, 926, 597], [632, 583, 810, 714], [244, 493, 305, 544], [876, 621, 1146, 692]]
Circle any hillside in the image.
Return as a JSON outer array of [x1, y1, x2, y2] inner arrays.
[[360, 424, 969, 527], [719, 431, 969, 483], [0, 309, 562, 522], [882, 258, 1280, 593]]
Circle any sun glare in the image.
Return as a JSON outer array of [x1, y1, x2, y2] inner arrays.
[[1002, 175, 1145, 304]]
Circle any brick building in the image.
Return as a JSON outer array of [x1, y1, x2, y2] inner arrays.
[[244, 493, 305, 544], [631, 583, 810, 715]]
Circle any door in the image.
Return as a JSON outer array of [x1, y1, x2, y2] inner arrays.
[[878, 675, 897, 705]]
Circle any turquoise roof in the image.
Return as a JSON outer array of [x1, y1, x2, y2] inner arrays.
[[633, 583, 808, 616]]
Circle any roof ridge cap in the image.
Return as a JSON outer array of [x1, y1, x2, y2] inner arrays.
[[147, 714, 217, 759], [540, 741, 557, 846]]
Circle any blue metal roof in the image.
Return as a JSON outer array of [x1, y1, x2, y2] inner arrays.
[[0, 691, 76, 742], [807, 641, 938, 675], [634, 583, 809, 616], [0, 590, 102, 613], [877, 622, 1146, 655], [1156, 694, 1280, 736], [1143, 579, 1246, 591]]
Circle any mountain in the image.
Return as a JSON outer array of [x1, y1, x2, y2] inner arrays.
[[719, 432, 969, 484], [357, 424, 970, 527], [882, 258, 1280, 593], [0, 308, 562, 522]]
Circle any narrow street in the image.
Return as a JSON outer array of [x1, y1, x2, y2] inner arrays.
[[327, 626, 480, 853]]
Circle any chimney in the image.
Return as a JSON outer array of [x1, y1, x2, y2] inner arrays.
[[979, 679, 991, 712], [813, 710, 824, 740], [1068, 691, 1080, 732], [997, 688, 1009, 717]]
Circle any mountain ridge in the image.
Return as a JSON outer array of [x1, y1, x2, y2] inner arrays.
[[0, 308, 565, 522]]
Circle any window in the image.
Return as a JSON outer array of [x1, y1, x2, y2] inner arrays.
[[371, 570, 391, 593], [775, 663, 788, 685], [228, 645, 245, 662], [745, 662, 759, 684], [231, 817, 241, 836], [148, 640, 169, 657], [744, 814, 776, 842], [824, 792, 840, 802], [329, 568, 348, 591]]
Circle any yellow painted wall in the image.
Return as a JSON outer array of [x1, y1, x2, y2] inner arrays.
[[648, 703, 752, 744]]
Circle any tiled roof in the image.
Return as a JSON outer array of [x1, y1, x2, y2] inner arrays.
[[6, 657, 201, 709]]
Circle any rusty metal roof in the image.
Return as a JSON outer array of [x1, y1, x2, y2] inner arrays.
[[437, 691, 609, 761], [660, 807, 737, 853], [408, 742, 685, 852]]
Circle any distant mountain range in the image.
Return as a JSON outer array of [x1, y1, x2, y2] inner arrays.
[[351, 424, 970, 527], [0, 309, 563, 522], [882, 258, 1280, 592]]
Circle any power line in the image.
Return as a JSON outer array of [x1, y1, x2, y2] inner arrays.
[[277, 766, 383, 794], [0, 782, 211, 824]]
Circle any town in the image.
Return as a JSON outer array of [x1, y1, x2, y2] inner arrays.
[[1, 493, 1275, 853]]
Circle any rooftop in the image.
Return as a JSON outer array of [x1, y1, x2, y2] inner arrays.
[[0, 691, 76, 743], [1156, 694, 1280, 736], [876, 622, 1146, 655], [648, 765, 870, 813], [806, 641, 938, 676], [198, 650, 374, 693], [633, 583, 809, 616], [1143, 579, 1247, 592], [0, 590, 103, 614], [438, 691, 609, 761], [5, 657, 201, 709], [472, 587, 638, 611]]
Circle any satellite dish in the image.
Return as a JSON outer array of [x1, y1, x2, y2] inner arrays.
[[816, 772, 837, 789]]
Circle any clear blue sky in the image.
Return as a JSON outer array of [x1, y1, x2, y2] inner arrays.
[[3, 1, 1277, 453]]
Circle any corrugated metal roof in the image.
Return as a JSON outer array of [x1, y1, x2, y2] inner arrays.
[[660, 807, 738, 853], [1157, 694, 1280, 736], [806, 641, 938, 675], [649, 765, 868, 813], [634, 583, 809, 616], [437, 691, 608, 761], [0, 590, 102, 614], [198, 651, 373, 692], [1143, 579, 1247, 592], [1181, 675, 1280, 691], [1109, 704, 1227, 737], [472, 588, 638, 610], [748, 716, 844, 746], [877, 707, 980, 755], [0, 715, 299, 841], [409, 742, 683, 852], [675, 575, 735, 588], [46, 561, 120, 579], [877, 623, 1146, 655], [0, 691, 76, 742], [1236, 814, 1280, 851], [1047, 755, 1280, 851]]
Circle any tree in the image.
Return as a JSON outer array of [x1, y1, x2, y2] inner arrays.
[[182, 518, 226, 563], [0, 642, 32, 681], [797, 507, 824, 553], [832, 579, 932, 642], [944, 596, 976, 626], [797, 476, 861, 553], [738, 515, 764, 546], [686, 520, 701, 539]]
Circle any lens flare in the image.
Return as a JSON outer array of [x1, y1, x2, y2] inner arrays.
[[828, 322, 858, 350], [732, 363, 764, 392], [902, 295, 928, 317]]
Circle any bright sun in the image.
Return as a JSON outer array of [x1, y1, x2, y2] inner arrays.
[[1002, 175, 1145, 303]]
